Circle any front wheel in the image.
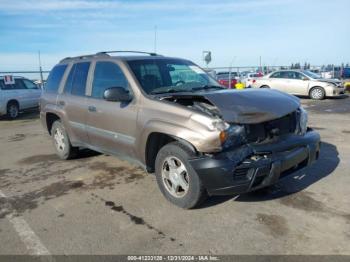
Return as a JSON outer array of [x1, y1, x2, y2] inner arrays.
[[309, 87, 325, 100], [51, 120, 78, 160], [155, 142, 207, 209]]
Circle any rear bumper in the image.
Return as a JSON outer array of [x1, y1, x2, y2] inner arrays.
[[189, 130, 321, 196]]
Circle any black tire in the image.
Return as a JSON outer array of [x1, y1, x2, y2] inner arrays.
[[309, 87, 325, 100], [260, 85, 270, 89], [51, 120, 78, 160], [155, 142, 207, 209], [6, 101, 19, 119]]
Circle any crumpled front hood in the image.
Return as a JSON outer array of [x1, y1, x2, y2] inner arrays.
[[202, 89, 300, 124], [317, 79, 341, 85]]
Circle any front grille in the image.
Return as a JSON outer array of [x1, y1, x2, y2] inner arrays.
[[244, 111, 297, 143], [234, 167, 250, 179]]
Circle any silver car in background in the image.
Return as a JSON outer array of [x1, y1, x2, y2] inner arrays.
[[0, 76, 41, 119], [251, 70, 345, 100]]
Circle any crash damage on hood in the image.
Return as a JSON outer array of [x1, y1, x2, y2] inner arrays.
[[161, 89, 300, 124]]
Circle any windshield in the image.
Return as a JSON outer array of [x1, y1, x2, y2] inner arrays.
[[302, 70, 322, 79], [127, 58, 223, 94]]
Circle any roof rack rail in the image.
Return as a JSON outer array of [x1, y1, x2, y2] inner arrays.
[[96, 51, 159, 56], [59, 51, 160, 63], [59, 53, 109, 63]]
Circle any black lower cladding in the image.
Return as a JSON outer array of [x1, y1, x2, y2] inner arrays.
[[189, 130, 321, 196]]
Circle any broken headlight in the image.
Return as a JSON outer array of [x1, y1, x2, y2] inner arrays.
[[298, 107, 308, 135], [222, 125, 246, 149], [191, 114, 229, 131]]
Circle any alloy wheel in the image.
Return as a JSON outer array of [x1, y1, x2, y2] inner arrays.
[[311, 88, 323, 99], [8, 104, 18, 118], [54, 127, 66, 152], [161, 156, 189, 198]]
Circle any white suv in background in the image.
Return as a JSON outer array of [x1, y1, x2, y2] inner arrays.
[[251, 70, 345, 100], [0, 76, 41, 119]]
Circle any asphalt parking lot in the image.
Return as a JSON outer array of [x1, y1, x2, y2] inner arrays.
[[0, 96, 349, 255]]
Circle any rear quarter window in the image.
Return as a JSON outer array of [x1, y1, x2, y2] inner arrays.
[[0, 79, 25, 90], [45, 64, 68, 93]]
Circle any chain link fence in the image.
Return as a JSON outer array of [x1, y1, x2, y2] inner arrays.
[[0, 64, 347, 83]]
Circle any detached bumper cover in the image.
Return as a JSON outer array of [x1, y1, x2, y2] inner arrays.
[[189, 130, 320, 196]]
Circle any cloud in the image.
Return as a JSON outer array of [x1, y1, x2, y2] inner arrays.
[[0, 0, 349, 69], [0, 0, 289, 13]]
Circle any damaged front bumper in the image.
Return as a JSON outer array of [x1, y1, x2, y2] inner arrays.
[[189, 129, 321, 196]]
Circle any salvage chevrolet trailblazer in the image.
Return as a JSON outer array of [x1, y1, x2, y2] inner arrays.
[[40, 51, 321, 208]]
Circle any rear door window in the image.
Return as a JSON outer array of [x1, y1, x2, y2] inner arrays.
[[63, 64, 76, 94], [280, 71, 292, 79], [64, 62, 90, 96], [270, 72, 282, 78], [71, 62, 90, 96], [45, 64, 68, 93], [14, 79, 26, 89]]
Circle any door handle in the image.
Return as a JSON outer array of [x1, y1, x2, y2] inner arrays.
[[88, 105, 97, 112], [58, 101, 65, 106]]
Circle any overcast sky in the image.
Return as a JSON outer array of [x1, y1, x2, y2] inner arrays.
[[0, 0, 349, 71]]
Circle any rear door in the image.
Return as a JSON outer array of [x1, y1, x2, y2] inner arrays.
[[267, 71, 287, 91], [57, 62, 91, 145], [85, 61, 138, 157]]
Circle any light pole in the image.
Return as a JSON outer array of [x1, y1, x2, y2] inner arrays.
[[38, 51, 44, 88], [259, 56, 262, 73]]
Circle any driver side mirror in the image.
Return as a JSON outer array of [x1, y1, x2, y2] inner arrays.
[[103, 87, 132, 102]]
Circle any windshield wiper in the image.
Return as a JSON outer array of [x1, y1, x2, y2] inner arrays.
[[150, 88, 188, 95], [191, 85, 224, 92]]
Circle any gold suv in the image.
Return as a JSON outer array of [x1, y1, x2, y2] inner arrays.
[[40, 51, 320, 208]]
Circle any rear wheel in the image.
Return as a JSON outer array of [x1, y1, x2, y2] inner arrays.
[[155, 142, 207, 209], [51, 120, 78, 160], [260, 85, 270, 88], [309, 87, 325, 100], [6, 102, 19, 119]]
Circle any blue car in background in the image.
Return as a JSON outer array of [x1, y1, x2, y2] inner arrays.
[[341, 67, 350, 79]]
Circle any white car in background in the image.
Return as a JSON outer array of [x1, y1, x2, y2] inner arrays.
[[321, 71, 333, 79], [0, 76, 41, 119], [241, 72, 263, 88], [251, 70, 345, 100]]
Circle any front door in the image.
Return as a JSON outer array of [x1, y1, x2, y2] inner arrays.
[[280, 71, 309, 95], [22, 79, 42, 108], [85, 61, 138, 158]]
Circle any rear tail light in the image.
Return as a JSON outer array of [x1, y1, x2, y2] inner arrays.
[[252, 79, 256, 83]]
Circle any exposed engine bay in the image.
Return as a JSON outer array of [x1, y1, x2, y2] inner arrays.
[[161, 89, 302, 145], [162, 95, 221, 118]]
